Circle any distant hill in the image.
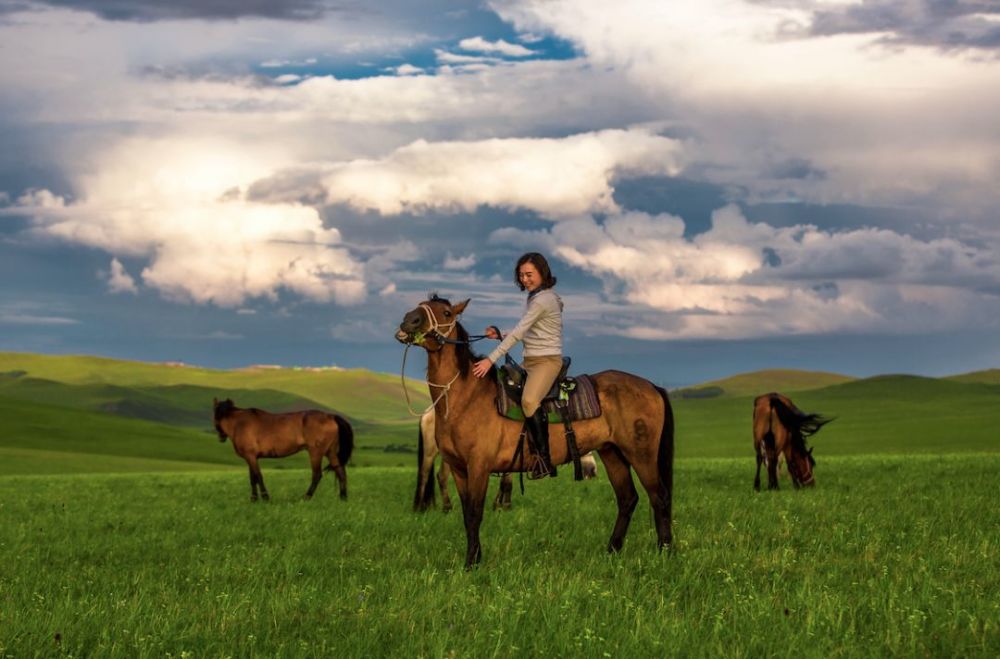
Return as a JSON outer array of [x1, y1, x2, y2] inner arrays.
[[673, 368, 855, 399], [0, 352, 432, 474], [945, 369, 1000, 385], [0, 352, 428, 422], [2, 353, 997, 476]]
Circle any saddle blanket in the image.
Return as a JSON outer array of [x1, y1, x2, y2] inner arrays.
[[495, 374, 602, 423]]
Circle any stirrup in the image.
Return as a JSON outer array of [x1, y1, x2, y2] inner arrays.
[[528, 456, 556, 480]]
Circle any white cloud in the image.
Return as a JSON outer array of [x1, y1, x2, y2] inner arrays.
[[253, 128, 683, 218], [392, 63, 424, 76], [443, 252, 477, 270], [493, 0, 1000, 214], [18, 137, 366, 308], [459, 36, 536, 57], [490, 204, 1000, 339], [106, 258, 138, 294]]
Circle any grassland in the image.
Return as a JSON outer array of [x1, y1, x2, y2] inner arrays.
[[0, 353, 997, 656], [0, 457, 996, 658]]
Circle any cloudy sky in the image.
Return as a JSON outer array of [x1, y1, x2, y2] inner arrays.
[[1, 0, 998, 387]]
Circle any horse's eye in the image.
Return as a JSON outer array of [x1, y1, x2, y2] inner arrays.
[[443, 311, 452, 317]]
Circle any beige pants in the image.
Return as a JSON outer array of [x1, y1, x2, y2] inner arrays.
[[521, 355, 563, 416]]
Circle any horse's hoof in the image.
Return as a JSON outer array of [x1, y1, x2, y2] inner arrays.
[[250, 497, 258, 503], [302, 494, 312, 501]]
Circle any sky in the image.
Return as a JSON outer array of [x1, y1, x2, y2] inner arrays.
[[0, 0, 998, 387]]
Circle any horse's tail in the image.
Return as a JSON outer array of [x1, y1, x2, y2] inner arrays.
[[413, 423, 436, 510], [334, 415, 354, 466], [770, 396, 833, 440], [654, 386, 674, 507]]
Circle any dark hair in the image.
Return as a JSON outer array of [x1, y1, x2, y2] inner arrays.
[[514, 252, 557, 291]]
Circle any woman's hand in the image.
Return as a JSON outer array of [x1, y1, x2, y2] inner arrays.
[[472, 358, 494, 379]]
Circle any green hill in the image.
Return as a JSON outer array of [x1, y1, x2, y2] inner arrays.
[[673, 368, 855, 399], [1, 353, 997, 477], [945, 368, 1000, 385], [672, 374, 1000, 460], [0, 352, 433, 475]]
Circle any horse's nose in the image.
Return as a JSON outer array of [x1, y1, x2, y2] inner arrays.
[[400, 311, 421, 332]]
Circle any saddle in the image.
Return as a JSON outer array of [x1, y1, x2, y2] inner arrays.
[[494, 356, 602, 481]]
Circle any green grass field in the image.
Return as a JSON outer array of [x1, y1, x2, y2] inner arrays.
[[0, 353, 997, 656], [0, 457, 996, 658]]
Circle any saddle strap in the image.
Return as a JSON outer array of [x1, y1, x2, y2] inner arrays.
[[556, 399, 584, 481]]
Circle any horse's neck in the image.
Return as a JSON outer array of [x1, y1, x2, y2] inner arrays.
[[427, 347, 489, 412]]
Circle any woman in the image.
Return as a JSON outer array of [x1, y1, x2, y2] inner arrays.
[[472, 252, 563, 478]]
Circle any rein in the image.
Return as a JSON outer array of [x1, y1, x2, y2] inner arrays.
[[398, 305, 491, 419], [400, 342, 461, 418]]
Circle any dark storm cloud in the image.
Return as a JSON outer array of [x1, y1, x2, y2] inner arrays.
[[0, 0, 352, 22], [797, 0, 1000, 51]]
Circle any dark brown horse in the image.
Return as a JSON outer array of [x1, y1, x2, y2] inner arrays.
[[414, 408, 512, 512], [397, 296, 674, 568], [213, 398, 354, 501], [753, 392, 831, 491]]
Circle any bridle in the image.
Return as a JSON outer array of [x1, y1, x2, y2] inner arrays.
[[398, 302, 490, 419]]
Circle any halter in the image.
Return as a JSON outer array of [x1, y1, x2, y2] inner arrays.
[[398, 303, 490, 419]]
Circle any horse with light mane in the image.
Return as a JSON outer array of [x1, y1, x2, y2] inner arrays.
[[753, 392, 831, 490], [397, 295, 673, 569]]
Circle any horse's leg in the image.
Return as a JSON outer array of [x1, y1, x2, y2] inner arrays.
[[628, 452, 673, 551], [438, 459, 453, 513], [326, 446, 349, 500], [247, 461, 259, 502], [598, 446, 639, 553], [493, 473, 513, 511], [766, 449, 779, 490], [249, 456, 269, 501], [304, 451, 323, 500], [753, 444, 763, 492], [332, 464, 348, 500], [452, 464, 488, 569]]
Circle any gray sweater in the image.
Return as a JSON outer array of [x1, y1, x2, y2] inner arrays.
[[488, 288, 563, 363]]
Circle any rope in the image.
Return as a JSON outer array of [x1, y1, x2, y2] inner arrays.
[[400, 343, 461, 419]]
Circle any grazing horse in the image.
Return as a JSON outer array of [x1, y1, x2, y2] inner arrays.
[[752, 392, 831, 491], [397, 296, 674, 568], [213, 398, 354, 501], [414, 408, 513, 512]]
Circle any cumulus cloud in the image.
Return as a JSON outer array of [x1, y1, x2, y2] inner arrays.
[[105, 258, 138, 294], [443, 252, 477, 270], [490, 204, 1000, 338], [493, 0, 1000, 215], [459, 36, 536, 57], [797, 0, 1000, 51], [250, 128, 684, 218], [4, 0, 334, 22], [16, 137, 365, 308]]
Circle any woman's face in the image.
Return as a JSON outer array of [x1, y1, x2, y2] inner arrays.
[[518, 262, 542, 292]]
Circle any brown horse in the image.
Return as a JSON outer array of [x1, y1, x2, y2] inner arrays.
[[397, 295, 674, 568], [213, 398, 354, 501], [414, 408, 513, 512], [752, 392, 831, 491]]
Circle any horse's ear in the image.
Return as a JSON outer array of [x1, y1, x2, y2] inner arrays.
[[452, 298, 470, 315]]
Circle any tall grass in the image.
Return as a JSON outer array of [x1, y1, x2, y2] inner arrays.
[[1, 455, 996, 657]]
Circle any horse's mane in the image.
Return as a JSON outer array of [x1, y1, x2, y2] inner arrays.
[[428, 293, 495, 382]]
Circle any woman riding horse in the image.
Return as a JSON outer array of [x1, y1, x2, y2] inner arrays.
[[472, 252, 563, 478], [397, 295, 674, 569]]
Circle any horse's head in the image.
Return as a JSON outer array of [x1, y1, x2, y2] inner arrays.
[[396, 295, 470, 351], [787, 442, 816, 488], [212, 397, 236, 442]]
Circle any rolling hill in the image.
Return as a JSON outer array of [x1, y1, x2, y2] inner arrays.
[[1, 353, 997, 476], [672, 368, 856, 398]]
